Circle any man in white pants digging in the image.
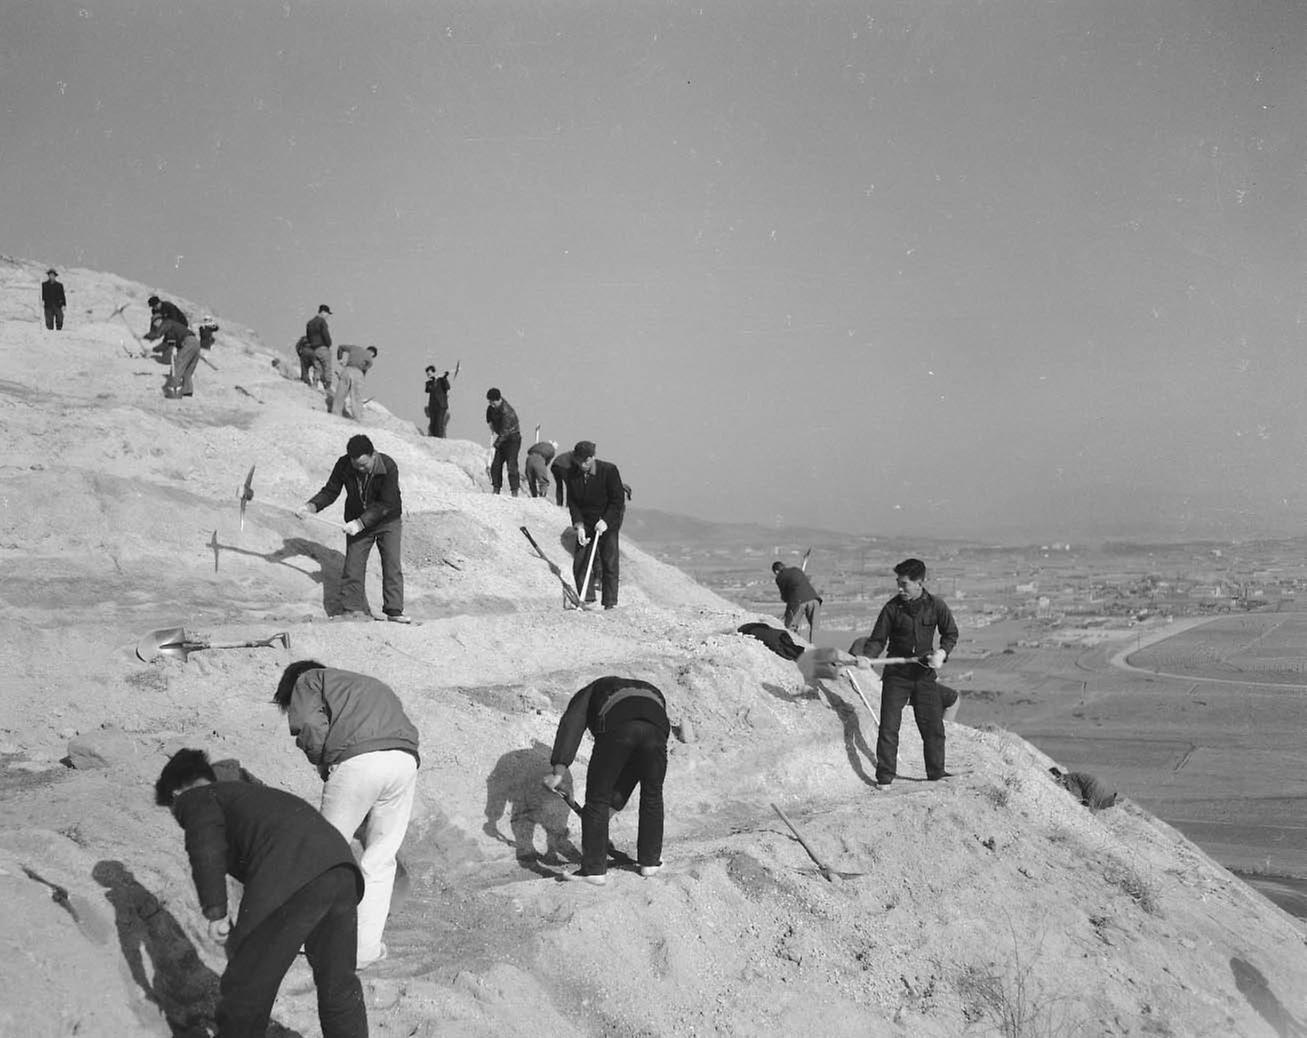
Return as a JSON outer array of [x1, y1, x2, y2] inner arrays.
[[275, 660, 420, 969]]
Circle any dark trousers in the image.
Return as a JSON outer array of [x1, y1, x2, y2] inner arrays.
[[44, 305, 64, 330], [875, 665, 946, 784], [581, 719, 667, 874], [491, 435, 521, 493], [428, 404, 447, 437], [572, 525, 619, 607], [216, 864, 367, 1038], [551, 465, 567, 507], [341, 518, 404, 617]]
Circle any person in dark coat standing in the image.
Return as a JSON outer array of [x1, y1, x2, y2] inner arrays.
[[298, 433, 410, 623], [542, 676, 669, 884], [306, 304, 334, 395], [854, 557, 959, 788], [41, 269, 66, 330], [154, 748, 368, 1038], [771, 561, 822, 641], [564, 441, 625, 609], [424, 366, 452, 437], [484, 387, 522, 496]]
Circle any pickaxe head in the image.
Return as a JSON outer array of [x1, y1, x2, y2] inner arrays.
[[239, 465, 255, 530]]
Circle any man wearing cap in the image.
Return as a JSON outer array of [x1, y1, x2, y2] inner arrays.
[[424, 366, 452, 437], [41, 269, 66, 331], [297, 433, 410, 623], [564, 441, 626, 609], [306, 304, 334, 396], [484, 388, 522, 496], [332, 344, 377, 420]]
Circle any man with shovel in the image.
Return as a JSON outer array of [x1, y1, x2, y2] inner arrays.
[[542, 676, 669, 885], [853, 558, 959, 788], [274, 660, 420, 969], [564, 441, 625, 610], [297, 433, 410, 623]]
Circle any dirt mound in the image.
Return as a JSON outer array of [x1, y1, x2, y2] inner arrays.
[[1, 256, 1305, 1037]]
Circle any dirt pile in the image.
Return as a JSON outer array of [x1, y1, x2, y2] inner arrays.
[[1, 254, 1305, 1037]]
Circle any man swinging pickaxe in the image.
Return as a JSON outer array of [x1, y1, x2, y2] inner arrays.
[[237, 464, 338, 533]]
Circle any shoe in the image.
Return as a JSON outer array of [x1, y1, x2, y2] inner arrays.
[[874, 781, 892, 790], [639, 864, 662, 878], [927, 772, 954, 781], [338, 610, 372, 621], [357, 942, 388, 970], [386, 614, 413, 624], [563, 870, 607, 886]]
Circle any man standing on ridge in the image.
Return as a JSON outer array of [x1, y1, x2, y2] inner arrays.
[[274, 660, 420, 969], [565, 440, 626, 609], [484, 387, 522, 496], [542, 676, 669, 885], [297, 433, 410, 623], [41, 269, 66, 330], [307, 304, 334, 397], [854, 557, 959, 788], [333, 344, 377, 420], [424, 366, 452, 437], [772, 560, 822, 642], [154, 748, 369, 1038]]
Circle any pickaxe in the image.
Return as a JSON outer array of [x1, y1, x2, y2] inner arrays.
[[238, 464, 338, 531], [546, 786, 636, 866], [108, 302, 143, 358], [136, 626, 291, 663], [521, 526, 583, 609]]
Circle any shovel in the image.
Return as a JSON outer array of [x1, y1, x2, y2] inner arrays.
[[770, 802, 863, 882], [577, 530, 601, 608], [520, 526, 583, 609], [136, 626, 291, 663], [546, 785, 637, 867]]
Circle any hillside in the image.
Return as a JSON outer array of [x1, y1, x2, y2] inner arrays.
[[1, 254, 1305, 1038]]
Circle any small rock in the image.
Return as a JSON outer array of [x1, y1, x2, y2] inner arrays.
[[67, 727, 142, 770]]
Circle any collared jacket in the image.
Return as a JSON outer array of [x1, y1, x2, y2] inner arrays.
[[286, 667, 420, 780], [171, 782, 362, 954], [774, 566, 821, 609], [309, 451, 403, 529], [42, 280, 66, 308], [862, 589, 959, 663], [551, 676, 669, 767], [565, 459, 625, 529], [306, 313, 332, 349], [485, 400, 521, 443]]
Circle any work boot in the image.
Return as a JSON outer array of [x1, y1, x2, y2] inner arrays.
[[563, 870, 607, 886], [386, 614, 413, 625], [639, 864, 662, 878]]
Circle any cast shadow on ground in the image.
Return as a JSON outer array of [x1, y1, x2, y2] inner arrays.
[[813, 679, 878, 788], [92, 859, 302, 1038], [483, 741, 580, 876], [210, 535, 343, 615], [1230, 956, 1307, 1038]]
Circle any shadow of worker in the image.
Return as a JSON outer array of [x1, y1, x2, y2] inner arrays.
[[483, 740, 580, 876], [267, 536, 345, 616], [92, 859, 302, 1038]]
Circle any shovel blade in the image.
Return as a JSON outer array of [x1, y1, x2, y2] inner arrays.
[[136, 626, 192, 662]]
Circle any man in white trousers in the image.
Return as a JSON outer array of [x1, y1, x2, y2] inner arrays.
[[274, 660, 420, 969]]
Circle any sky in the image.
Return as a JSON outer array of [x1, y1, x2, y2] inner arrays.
[[4, 0, 1305, 543]]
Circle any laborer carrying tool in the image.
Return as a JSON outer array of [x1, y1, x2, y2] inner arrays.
[[136, 626, 290, 663]]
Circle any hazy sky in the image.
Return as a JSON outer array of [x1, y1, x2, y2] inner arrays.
[[4, 0, 1305, 542]]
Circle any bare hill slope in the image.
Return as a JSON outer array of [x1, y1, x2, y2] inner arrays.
[[1, 255, 1304, 1038]]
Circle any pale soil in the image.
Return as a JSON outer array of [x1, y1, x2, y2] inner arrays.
[[1, 254, 1305, 1037]]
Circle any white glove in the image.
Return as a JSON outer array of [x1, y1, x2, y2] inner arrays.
[[294, 503, 316, 519], [541, 770, 564, 791], [594, 518, 608, 536], [343, 519, 364, 536], [855, 656, 874, 670], [207, 918, 232, 945], [574, 523, 588, 546], [927, 649, 947, 670]]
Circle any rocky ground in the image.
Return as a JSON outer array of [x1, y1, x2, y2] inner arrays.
[[1, 254, 1305, 1037]]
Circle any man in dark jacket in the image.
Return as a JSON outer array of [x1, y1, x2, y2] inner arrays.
[[275, 661, 420, 968], [298, 433, 409, 622], [424, 366, 452, 437], [306, 304, 334, 394], [550, 449, 575, 507], [854, 557, 959, 787], [525, 440, 556, 498], [147, 294, 189, 330], [41, 269, 66, 330], [772, 561, 822, 641], [565, 441, 625, 609], [484, 387, 522, 495], [154, 748, 368, 1038], [144, 313, 202, 397], [542, 676, 669, 884]]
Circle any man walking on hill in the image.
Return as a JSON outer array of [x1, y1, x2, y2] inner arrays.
[[41, 269, 66, 330], [274, 660, 420, 969], [854, 557, 959, 788], [525, 440, 556, 498], [306, 304, 335, 396], [154, 748, 369, 1038], [565, 440, 626, 609], [424, 366, 452, 437], [542, 676, 669, 884], [298, 433, 410, 623], [333, 344, 377, 420], [485, 387, 522, 496], [772, 560, 822, 642]]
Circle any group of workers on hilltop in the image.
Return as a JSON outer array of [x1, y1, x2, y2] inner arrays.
[[142, 294, 219, 399]]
